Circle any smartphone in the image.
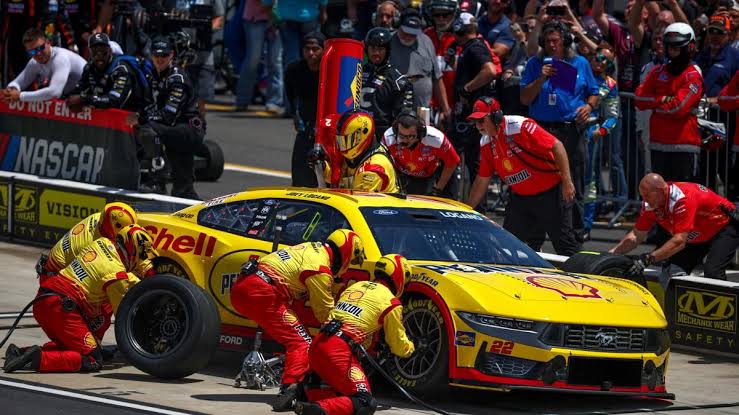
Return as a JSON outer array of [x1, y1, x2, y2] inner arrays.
[[547, 5, 566, 16]]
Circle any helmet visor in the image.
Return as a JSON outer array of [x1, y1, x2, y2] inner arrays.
[[336, 130, 362, 153]]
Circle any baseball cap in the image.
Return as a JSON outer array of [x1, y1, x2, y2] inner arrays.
[[400, 12, 423, 36], [151, 36, 173, 56], [303, 31, 326, 48], [452, 12, 475, 33], [708, 15, 731, 33], [467, 97, 501, 120], [88, 33, 110, 48]]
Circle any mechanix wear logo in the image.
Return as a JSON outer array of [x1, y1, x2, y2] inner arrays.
[[676, 287, 736, 333], [0, 185, 39, 223]]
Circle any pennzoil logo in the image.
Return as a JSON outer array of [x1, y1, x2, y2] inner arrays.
[[82, 250, 97, 263], [282, 309, 298, 325], [348, 366, 366, 383], [526, 276, 601, 299], [71, 223, 85, 235], [676, 286, 736, 333]]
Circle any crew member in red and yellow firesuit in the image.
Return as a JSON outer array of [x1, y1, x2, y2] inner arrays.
[[717, 71, 739, 200], [230, 229, 366, 411], [295, 254, 415, 415], [3, 225, 157, 374], [611, 173, 739, 281], [311, 110, 401, 193]]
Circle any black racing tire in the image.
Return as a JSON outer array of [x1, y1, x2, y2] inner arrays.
[[384, 297, 449, 397], [560, 252, 646, 287], [195, 139, 225, 182], [115, 274, 220, 379]]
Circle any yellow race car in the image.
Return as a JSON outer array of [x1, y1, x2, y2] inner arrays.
[[133, 187, 671, 398]]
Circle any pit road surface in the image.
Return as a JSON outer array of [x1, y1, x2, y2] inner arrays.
[[1, 110, 738, 414]]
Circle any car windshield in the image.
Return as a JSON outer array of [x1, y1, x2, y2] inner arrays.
[[361, 207, 552, 267]]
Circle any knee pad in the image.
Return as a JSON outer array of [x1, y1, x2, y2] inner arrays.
[[350, 392, 377, 415]]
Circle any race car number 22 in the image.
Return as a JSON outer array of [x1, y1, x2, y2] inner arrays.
[[490, 340, 514, 355]]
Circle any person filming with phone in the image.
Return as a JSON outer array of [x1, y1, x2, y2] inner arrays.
[[519, 14, 599, 244]]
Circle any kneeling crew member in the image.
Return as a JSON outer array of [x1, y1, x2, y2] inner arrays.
[[230, 229, 366, 411], [611, 173, 739, 280], [295, 254, 415, 415], [4, 225, 157, 373], [382, 111, 460, 195], [466, 97, 581, 255]]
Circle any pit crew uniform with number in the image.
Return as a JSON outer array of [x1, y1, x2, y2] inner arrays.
[[230, 243, 337, 385], [479, 115, 580, 255], [73, 56, 150, 111], [139, 64, 204, 199], [634, 63, 704, 182], [382, 125, 460, 194], [325, 143, 401, 193], [12, 237, 144, 373], [633, 182, 739, 280], [303, 280, 415, 415]]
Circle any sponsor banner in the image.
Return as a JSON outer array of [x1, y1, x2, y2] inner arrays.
[[666, 277, 739, 354], [0, 100, 139, 189]]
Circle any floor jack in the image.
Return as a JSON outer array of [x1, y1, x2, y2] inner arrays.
[[233, 329, 284, 390]]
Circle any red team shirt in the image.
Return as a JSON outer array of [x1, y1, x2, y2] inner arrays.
[[382, 126, 460, 178], [718, 71, 739, 152], [635, 182, 733, 243], [478, 115, 561, 196], [425, 28, 458, 110]]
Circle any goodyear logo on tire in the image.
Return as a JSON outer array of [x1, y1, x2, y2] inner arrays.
[[676, 285, 736, 333]]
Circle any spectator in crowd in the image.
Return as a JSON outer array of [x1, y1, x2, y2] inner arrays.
[[184, 0, 225, 117], [370, 0, 402, 31], [634, 23, 703, 183], [477, 0, 515, 64], [360, 27, 415, 139], [696, 14, 739, 98], [520, 20, 599, 242], [466, 97, 581, 255], [268, 0, 327, 67], [66, 33, 149, 112], [424, 0, 459, 123], [1, 28, 86, 103], [382, 111, 460, 195], [347, 0, 383, 40], [133, 37, 204, 200], [389, 8, 450, 115], [611, 173, 739, 281], [235, 0, 284, 113], [285, 31, 323, 187], [718, 71, 739, 200]]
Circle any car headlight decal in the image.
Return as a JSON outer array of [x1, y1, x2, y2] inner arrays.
[[458, 312, 536, 332]]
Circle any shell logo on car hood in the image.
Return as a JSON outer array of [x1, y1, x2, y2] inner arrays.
[[525, 276, 602, 299]]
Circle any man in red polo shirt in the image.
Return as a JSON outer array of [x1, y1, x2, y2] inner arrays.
[[382, 111, 460, 195], [465, 97, 580, 255], [611, 173, 739, 280]]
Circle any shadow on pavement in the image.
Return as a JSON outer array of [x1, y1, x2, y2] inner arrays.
[[94, 372, 204, 384]]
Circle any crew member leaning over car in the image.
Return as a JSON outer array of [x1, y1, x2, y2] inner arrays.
[[295, 254, 415, 415], [611, 173, 739, 281], [3, 225, 157, 374], [230, 229, 366, 412]]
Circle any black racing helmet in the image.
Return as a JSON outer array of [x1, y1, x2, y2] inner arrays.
[[365, 27, 393, 50]]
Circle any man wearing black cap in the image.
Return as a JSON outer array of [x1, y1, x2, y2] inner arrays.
[[285, 31, 325, 187], [133, 36, 204, 199], [696, 14, 739, 99], [67, 33, 150, 112]]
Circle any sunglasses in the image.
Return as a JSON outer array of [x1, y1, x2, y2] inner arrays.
[[707, 28, 727, 35], [26, 44, 46, 58], [474, 118, 486, 125], [433, 12, 453, 18], [591, 52, 609, 62], [397, 133, 418, 140]]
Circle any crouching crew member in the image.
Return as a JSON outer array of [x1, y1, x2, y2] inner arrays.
[[4, 225, 157, 373], [611, 173, 739, 280], [295, 254, 415, 415], [230, 229, 366, 411], [466, 97, 581, 255], [382, 111, 460, 195]]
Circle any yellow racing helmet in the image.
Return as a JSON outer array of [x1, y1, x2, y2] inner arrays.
[[336, 109, 375, 160], [326, 229, 366, 275], [374, 254, 412, 297], [99, 202, 137, 240], [115, 225, 157, 271]]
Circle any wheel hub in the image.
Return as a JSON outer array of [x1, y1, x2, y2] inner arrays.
[[160, 317, 180, 338]]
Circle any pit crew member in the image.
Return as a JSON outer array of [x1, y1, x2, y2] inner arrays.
[[133, 36, 205, 200], [634, 23, 703, 183], [382, 111, 460, 195], [466, 97, 581, 255], [424, 0, 459, 119], [1, 28, 86, 103], [311, 110, 401, 193], [230, 229, 366, 411], [360, 27, 414, 139], [611, 173, 739, 280], [4, 225, 156, 373], [295, 254, 415, 415], [67, 33, 150, 112]]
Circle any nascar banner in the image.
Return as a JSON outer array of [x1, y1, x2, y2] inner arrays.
[[666, 276, 739, 355], [0, 100, 140, 190]]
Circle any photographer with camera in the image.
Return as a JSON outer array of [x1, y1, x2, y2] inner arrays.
[[128, 36, 203, 200]]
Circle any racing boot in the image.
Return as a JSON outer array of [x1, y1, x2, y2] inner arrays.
[[294, 401, 328, 415], [4, 344, 22, 363], [272, 383, 298, 412], [4, 345, 40, 373]]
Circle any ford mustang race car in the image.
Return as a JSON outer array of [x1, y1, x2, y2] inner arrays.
[[134, 187, 672, 397]]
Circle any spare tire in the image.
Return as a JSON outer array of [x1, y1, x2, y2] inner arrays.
[[195, 139, 225, 182], [560, 252, 646, 287], [115, 274, 220, 379]]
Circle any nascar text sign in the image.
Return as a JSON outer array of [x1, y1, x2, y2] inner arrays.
[[0, 100, 139, 189], [666, 277, 739, 354]]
